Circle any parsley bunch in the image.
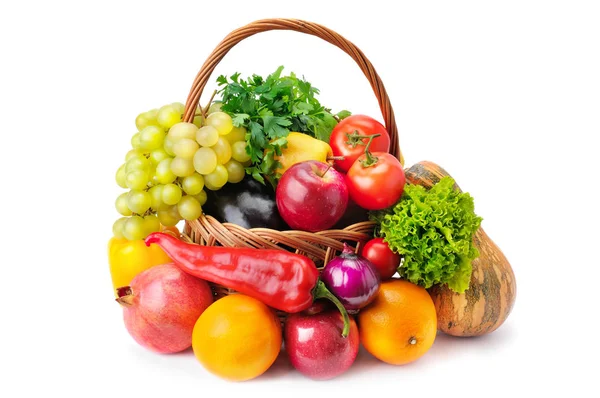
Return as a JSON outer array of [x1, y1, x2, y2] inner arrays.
[[216, 66, 350, 184]]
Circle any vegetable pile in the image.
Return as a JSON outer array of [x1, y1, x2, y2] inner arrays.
[[108, 64, 515, 383]]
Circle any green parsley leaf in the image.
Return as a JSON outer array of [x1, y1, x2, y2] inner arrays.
[[336, 110, 352, 120], [231, 113, 250, 127], [262, 115, 292, 138]]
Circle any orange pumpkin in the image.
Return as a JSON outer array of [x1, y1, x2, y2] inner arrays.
[[405, 161, 517, 337]]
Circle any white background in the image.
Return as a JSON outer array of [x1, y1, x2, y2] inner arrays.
[[1, 0, 599, 397]]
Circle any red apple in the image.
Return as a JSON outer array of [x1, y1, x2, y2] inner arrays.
[[276, 160, 348, 232], [285, 310, 359, 380]]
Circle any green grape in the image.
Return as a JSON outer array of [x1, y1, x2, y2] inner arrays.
[[139, 126, 166, 151], [231, 141, 251, 163], [163, 136, 176, 156], [208, 102, 222, 114], [116, 164, 127, 188], [225, 126, 247, 143], [125, 149, 143, 161], [193, 111, 204, 128], [143, 214, 161, 235], [126, 154, 151, 173], [125, 170, 149, 190], [113, 217, 128, 239], [203, 180, 220, 191], [206, 111, 233, 135], [149, 148, 170, 165], [131, 132, 141, 149], [148, 185, 167, 211], [127, 190, 152, 214], [171, 102, 185, 115], [123, 216, 146, 240], [173, 138, 199, 159], [168, 122, 198, 140], [182, 173, 204, 195], [193, 190, 207, 206], [170, 156, 195, 177], [157, 104, 182, 129], [211, 137, 232, 164], [224, 160, 245, 183], [155, 158, 176, 184], [147, 167, 157, 187], [115, 192, 133, 216], [135, 109, 159, 130], [177, 196, 202, 220], [157, 206, 181, 227], [195, 125, 219, 147], [204, 164, 228, 190], [162, 183, 182, 205], [193, 147, 218, 175]]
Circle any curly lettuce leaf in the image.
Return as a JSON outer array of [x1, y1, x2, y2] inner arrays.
[[370, 177, 482, 293]]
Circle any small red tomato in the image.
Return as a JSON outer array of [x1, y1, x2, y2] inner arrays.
[[329, 115, 391, 172], [346, 152, 405, 210], [361, 238, 401, 280]]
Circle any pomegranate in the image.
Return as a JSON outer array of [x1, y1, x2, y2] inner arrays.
[[116, 263, 213, 353]]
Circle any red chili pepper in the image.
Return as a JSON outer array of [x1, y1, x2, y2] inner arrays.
[[144, 232, 351, 336]]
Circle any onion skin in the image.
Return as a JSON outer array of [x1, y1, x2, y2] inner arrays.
[[321, 244, 381, 311]]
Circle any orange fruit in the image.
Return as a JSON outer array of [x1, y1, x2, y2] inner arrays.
[[192, 294, 281, 381], [358, 279, 437, 365]]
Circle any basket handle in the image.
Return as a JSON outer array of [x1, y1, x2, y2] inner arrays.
[[183, 18, 404, 165]]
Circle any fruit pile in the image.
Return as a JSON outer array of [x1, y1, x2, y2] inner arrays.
[[109, 68, 516, 382]]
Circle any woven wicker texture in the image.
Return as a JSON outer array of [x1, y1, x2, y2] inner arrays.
[[180, 19, 402, 300]]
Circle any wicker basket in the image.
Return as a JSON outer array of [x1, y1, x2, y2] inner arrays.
[[180, 18, 403, 305]]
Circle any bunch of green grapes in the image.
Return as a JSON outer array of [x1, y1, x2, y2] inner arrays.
[[113, 101, 250, 240]]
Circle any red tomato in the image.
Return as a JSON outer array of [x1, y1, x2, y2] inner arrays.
[[330, 115, 391, 172], [361, 238, 401, 280], [346, 152, 405, 210]]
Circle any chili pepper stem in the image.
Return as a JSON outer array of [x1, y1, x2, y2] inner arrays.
[[115, 286, 134, 307], [313, 280, 351, 338]]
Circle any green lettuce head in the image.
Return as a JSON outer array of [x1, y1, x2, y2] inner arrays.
[[370, 176, 482, 293]]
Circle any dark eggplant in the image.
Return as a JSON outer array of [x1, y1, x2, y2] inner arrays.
[[332, 199, 370, 229], [203, 175, 289, 230]]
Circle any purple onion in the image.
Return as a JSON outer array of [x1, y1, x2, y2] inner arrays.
[[321, 243, 381, 312]]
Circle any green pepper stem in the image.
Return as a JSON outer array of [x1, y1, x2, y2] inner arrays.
[[312, 280, 351, 337]]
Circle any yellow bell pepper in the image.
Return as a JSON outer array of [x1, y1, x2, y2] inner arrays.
[[275, 132, 333, 175], [108, 237, 172, 296]]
